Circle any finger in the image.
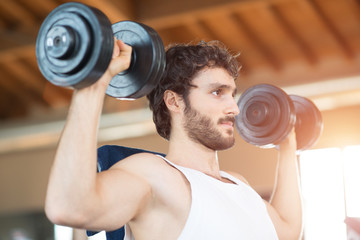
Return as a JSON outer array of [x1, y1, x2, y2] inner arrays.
[[118, 39, 132, 54], [112, 37, 120, 58]]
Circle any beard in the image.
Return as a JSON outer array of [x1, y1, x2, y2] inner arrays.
[[183, 104, 235, 151]]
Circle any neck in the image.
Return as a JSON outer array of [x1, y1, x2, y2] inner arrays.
[[166, 134, 222, 180]]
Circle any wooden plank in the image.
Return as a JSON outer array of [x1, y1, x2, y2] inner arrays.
[[6, 57, 73, 108], [0, 89, 27, 120], [41, 82, 72, 108], [307, 0, 354, 58], [61, 0, 134, 22], [32, 0, 58, 14], [271, 0, 348, 61], [4, 60, 45, 96], [0, 29, 35, 50], [184, 19, 215, 41], [0, 0, 36, 27], [142, 0, 272, 30], [137, 0, 273, 21], [270, 3, 318, 64], [236, 3, 310, 68], [314, 0, 360, 53], [0, 19, 6, 28], [231, 9, 283, 71], [0, 65, 47, 108], [158, 25, 197, 45], [0, 45, 35, 63], [15, 0, 58, 18], [201, 11, 271, 74]]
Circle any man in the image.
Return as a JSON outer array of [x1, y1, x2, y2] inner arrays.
[[45, 39, 302, 239]]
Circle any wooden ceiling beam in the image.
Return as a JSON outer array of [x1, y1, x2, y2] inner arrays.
[[136, 0, 277, 21], [62, 0, 136, 22], [0, 45, 34, 63], [17, 0, 58, 19], [269, 4, 318, 64], [3, 60, 45, 97], [314, 0, 360, 53], [200, 12, 268, 74], [140, 0, 272, 30], [8, 59, 71, 109], [0, 29, 35, 50], [183, 20, 216, 41], [0, 0, 36, 27], [308, 0, 355, 59], [0, 66, 47, 108], [231, 12, 283, 71]]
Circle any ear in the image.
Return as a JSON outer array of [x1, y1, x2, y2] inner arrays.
[[164, 90, 184, 113]]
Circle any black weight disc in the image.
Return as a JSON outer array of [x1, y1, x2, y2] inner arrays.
[[107, 21, 166, 99], [235, 84, 296, 148], [141, 24, 166, 96], [36, 2, 113, 89], [290, 95, 323, 151]]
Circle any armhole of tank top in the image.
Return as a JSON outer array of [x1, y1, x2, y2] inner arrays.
[[124, 224, 134, 240], [154, 155, 197, 239], [220, 171, 245, 186], [155, 154, 177, 168]]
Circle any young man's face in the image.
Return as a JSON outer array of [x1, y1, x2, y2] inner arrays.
[[182, 67, 239, 151]]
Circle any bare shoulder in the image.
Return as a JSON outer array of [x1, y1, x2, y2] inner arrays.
[[111, 152, 170, 173], [109, 152, 190, 218], [224, 170, 250, 185], [110, 152, 183, 187]]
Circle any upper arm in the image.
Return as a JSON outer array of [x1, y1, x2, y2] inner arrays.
[[263, 200, 300, 240], [81, 153, 156, 231], [226, 171, 300, 239]]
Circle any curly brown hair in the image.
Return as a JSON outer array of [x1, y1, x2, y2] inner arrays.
[[147, 40, 240, 140]]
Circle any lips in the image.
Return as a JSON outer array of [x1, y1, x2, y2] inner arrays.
[[218, 116, 235, 127], [221, 121, 234, 127]]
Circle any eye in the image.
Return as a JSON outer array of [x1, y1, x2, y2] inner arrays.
[[212, 89, 222, 96]]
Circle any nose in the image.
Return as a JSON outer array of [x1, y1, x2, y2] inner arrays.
[[225, 96, 240, 116]]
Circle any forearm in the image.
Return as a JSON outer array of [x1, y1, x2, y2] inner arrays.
[[45, 74, 110, 224], [44, 39, 132, 226], [269, 135, 303, 239]]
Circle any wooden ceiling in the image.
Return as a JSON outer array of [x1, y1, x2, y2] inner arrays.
[[1, 0, 360, 125]]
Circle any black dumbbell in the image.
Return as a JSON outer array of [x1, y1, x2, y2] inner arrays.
[[36, 2, 166, 99], [235, 84, 323, 151]]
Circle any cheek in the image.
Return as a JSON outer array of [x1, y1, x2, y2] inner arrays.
[[187, 93, 222, 115]]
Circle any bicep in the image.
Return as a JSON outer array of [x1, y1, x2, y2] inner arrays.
[[84, 166, 152, 231]]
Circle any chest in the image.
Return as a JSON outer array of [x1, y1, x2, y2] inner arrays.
[[170, 170, 278, 239]]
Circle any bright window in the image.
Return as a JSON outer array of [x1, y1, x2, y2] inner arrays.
[[299, 146, 360, 240], [343, 146, 360, 218]]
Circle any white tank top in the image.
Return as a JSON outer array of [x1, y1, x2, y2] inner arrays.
[[124, 156, 278, 240]]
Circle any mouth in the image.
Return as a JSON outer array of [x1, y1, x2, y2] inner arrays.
[[219, 117, 235, 129], [220, 121, 234, 127]]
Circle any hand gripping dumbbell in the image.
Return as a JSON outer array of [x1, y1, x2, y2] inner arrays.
[[36, 2, 165, 99], [235, 84, 323, 151]]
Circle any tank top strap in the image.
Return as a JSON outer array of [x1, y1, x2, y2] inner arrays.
[[155, 154, 195, 177], [219, 171, 242, 185]]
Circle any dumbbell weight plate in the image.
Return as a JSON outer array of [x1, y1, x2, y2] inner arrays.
[[235, 84, 296, 148], [290, 95, 323, 151], [108, 21, 166, 99], [36, 2, 114, 89]]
